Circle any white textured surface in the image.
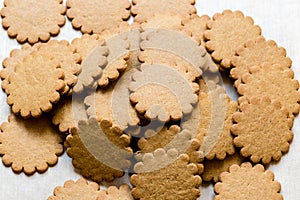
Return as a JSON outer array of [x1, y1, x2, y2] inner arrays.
[[0, 0, 299, 199]]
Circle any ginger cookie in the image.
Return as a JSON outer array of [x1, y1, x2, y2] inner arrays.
[[0, 43, 40, 91], [0, 114, 63, 175], [214, 162, 283, 200], [1, 0, 66, 44], [129, 64, 198, 122], [231, 36, 292, 87], [140, 13, 184, 31], [204, 10, 261, 69], [202, 153, 245, 182], [66, 118, 132, 182], [131, 149, 202, 200], [66, 0, 131, 34], [98, 185, 134, 200], [72, 35, 108, 93], [6, 52, 65, 118], [48, 178, 100, 200], [238, 64, 300, 115], [182, 14, 211, 46], [131, 0, 196, 23], [37, 40, 81, 95], [231, 96, 294, 164]]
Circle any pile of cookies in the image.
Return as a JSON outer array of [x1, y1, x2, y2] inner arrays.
[[1, 0, 299, 199]]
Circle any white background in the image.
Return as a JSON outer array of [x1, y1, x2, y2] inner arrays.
[[0, 0, 299, 199]]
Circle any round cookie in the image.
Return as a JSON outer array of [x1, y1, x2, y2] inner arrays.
[[98, 185, 134, 200], [1, 0, 66, 44]]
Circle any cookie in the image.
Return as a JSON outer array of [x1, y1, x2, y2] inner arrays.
[[66, 118, 132, 182], [129, 64, 198, 122], [202, 153, 245, 182], [37, 40, 82, 95], [48, 178, 100, 200], [72, 35, 108, 93], [231, 36, 292, 87], [231, 96, 294, 164], [131, 149, 202, 200], [131, 0, 196, 23], [214, 162, 283, 200], [0, 114, 63, 175], [140, 13, 184, 31], [98, 185, 134, 200], [0, 43, 40, 91], [238, 64, 300, 115], [1, 0, 66, 44], [66, 0, 131, 34], [140, 29, 214, 73], [204, 10, 261, 69], [6, 51, 65, 118], [182, 14, 211, 46]]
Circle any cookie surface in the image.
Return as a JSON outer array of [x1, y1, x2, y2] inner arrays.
[[140, 13, 184, 31], [129, 64, 198, 122], [205, 10, 261, 69], [98, 185, 134, 200], [131, 149, 202, 200], [0, 114, 63, 175], [48, 178, 100, 200], [1, 0, 66, 44], [231, 96, 294, 164], [131, 0, 196, 23], [66, 0, 131, 34], [6, 52, 65, 118], [238, 64, 300, 115], [231, 36, 292, 87], [214, 162, 283, 200]]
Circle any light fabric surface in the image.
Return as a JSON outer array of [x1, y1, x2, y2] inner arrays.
[[0, 0, 299, 199]]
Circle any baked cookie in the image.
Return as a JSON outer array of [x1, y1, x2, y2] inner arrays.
[[98, 185, 134, 200], [1, 0, 66, 44], [140, 13, 184, 31]]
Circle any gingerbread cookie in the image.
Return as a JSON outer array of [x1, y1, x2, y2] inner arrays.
[[98, 185, 134, 200], [204, 10, 261, 69], [140, 13, 184, 31], [202, 153, 245, 182], [231, 36, 292, 87], [131, 149, 202, 200], [0, 114, 63, 175], [66, 0, 131, 34], [129, 64, 198, 122], [1, 0, 66, 44], [231, 96, 294, 164], [131, 0, 196, 23], [6, 52, 65, 118], [182, 14, 211, 46], [0, 43, 40, 91], [48, 178, 100, 200], [66, 118, 132, 182], [214, 162, 283, 200], [37, 40, 81, 95], [238, 64, 300, 114]]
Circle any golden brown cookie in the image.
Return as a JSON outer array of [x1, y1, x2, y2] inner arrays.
[[6, 51, 65, 118], [38, 40, 81, 95], [231, 96, 294, 164], [131, 149, 202, 200], [182, 14, 211, 46], [202, 153, 245, 182], [129, 64, 198, 122], [0, 114, 63, 175], [238, 64, 300, 115], [48, 178, 100, 200], [66, 0, 131, 34], [214, 162, 283, 200], [66, 118, 132, 182], [204, 10, 261, 69], [231, 36, 292, 87], [1, 0, 66, 44], [0, 43, 40, 91], [140, 13, 184, 31], [98, 185, 134, 200], [131, 0, 196, 23]]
